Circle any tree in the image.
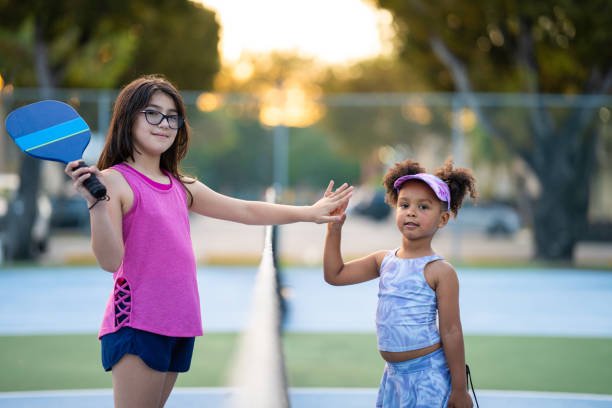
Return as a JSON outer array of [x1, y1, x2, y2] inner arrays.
[[193, 52, 361, 195], [316, 57, 456, 184], [373, 0, 612, 261], [115, 0, 220, 90], [0, 0, 219, 260]]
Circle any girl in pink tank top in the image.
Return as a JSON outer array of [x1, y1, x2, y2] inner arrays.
[[65, 75, 353, 407]]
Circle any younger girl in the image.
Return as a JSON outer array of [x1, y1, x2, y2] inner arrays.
[[323, 158, 477, 408], [65, 75, 352, 408]]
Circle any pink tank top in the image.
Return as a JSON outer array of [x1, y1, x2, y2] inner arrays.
[[98, 163, 203, 338]]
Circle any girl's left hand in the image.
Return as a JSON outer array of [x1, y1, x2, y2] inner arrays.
[[447, 390, 474, 408], [310, 180, 353, 224]]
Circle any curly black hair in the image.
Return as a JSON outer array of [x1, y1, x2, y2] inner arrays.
[[382, 157, 478, 218], [382, 159, 425, 206]]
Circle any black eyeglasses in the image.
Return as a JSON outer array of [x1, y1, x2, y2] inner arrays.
[[140, 110, 184, 129]]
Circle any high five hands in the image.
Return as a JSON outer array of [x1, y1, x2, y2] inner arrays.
[[319, 180, 351, 227], [309, 181, 353, 224]]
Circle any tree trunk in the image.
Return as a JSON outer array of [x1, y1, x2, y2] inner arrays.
[[531, 120, 597, 262], [532, 174, 591, 262], [4, 22, 51, 261], [429, 34, 606, 263], [532, 182, 575, 261]]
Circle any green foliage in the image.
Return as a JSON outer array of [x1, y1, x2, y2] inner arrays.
[[0, 0, 134, 87], [316, 57, 455, 160], [184, 113, 272, 197], [0, 0, 220, 89], [319, 56, 427, 93], [467, 122, 512, 167], [116, 0, 220, 90], [371, 0, 612, 260], [318, 102, 453, 163], [63, 31, 138, 88], [183, 111, 361, 197], [0, 17, 36, 85], [289, 127, 361, 188], [215, 52, 320, 94], [374, 0, 612, 93]]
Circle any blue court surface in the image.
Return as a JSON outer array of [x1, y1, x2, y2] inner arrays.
[[1, 266, 612, 336], [1, 388, 612, 408], [1, 266, 611, 407]]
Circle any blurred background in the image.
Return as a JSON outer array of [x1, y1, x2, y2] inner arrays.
[[0, 0, 610, 267], [0, 0, 611, 405]]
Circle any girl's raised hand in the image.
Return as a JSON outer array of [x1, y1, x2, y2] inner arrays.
[[64, 160, 104, 206], [310, 180, 353, 224]]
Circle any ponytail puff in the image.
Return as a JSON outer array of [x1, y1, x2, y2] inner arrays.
[[434, 157, 478, 218], [382, 159, 426, 206]]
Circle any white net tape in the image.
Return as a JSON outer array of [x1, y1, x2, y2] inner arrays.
[[227, 190, 289, 408]]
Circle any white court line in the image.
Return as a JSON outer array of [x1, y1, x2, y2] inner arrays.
[[290, 388, 612, 401], [1, 388, 612, 401], [475, 389, 612, 401], [0, 389, 113, 399]]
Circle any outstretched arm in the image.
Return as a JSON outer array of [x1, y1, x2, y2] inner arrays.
[[431, 261, 473, 408], [187, 180, 353, 225]]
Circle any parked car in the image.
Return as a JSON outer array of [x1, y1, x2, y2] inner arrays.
[[449, 201, 521, 237], [348, 187, 391, 221], [0, 174, 52, 256], [50, 196, 90, 231]]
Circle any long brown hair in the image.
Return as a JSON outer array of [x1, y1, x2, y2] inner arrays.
[[97, 75, 194, 205]]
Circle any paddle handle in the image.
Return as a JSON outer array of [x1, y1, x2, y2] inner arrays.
[[76, 161, 107, 200]]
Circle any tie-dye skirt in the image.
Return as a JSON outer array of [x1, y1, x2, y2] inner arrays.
[[376, 348, 451, 408]]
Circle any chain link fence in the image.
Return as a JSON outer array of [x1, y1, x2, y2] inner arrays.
[[1, 88, 611, 260]]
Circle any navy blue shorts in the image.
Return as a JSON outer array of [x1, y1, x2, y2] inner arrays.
[[101, 327, 195, 373]]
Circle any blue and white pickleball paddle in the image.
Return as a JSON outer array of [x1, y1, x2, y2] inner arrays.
[[5, 100, 107, 199]]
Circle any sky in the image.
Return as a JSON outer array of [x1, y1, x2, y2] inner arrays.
[[196, 0, 394, 64]]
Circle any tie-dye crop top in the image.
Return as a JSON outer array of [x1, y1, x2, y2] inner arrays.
[[376, 249, 442, 352]]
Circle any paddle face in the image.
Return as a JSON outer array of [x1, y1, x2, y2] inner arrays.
[[5, 100, 108, 200], [5, 100, 91, 164]]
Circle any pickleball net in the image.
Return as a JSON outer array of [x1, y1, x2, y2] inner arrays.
[[226, 188, 290, 408]]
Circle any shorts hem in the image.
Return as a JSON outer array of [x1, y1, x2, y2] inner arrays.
[[103, 352, 169, 373], [101, 327, 194, 373]]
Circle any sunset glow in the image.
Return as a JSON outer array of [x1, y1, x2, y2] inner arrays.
[[195, 0, 393, 64]]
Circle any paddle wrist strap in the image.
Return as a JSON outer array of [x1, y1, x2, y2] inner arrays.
[[88, 195, 109, 210], [466, 364, 479, 407]]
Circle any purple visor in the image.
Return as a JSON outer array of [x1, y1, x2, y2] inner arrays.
[[393, 173, 451, 211]]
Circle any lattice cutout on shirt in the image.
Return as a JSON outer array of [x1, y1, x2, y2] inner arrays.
[[114, 277, 131, 328]]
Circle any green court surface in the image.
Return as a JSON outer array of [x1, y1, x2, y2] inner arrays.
[[1, 333, 611, 394]]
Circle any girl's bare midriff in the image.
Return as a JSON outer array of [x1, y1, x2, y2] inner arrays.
[[379, 342, 441, 363]]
